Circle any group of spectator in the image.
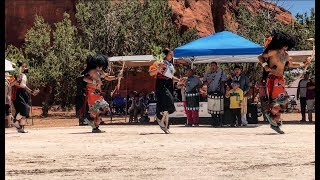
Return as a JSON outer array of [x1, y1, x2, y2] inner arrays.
[[297, 73, 315, 122], [175, 62, 251, 127], [111, 91, 156, 122]]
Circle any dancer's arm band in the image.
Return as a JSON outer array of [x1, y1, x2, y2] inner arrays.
[[262, 62, 268, 68]]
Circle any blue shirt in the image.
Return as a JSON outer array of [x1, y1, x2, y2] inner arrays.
[[186, 75, 201, 93], [203, 69, 227, 94]]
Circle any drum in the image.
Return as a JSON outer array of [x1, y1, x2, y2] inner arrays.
[[185, 93, 200, 110], [207, 94, 224, 114], [241, 97, 248, 114]]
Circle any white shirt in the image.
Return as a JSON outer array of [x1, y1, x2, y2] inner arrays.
[[19, 73, 28, 88]]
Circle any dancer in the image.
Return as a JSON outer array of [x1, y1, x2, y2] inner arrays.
[[11, 61, 39, 133], [149, 48, 180, 134], [258, 30, 311, 134], [81, 54, 122, 133]]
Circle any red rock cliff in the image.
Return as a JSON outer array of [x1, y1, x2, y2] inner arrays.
[[168, 0, 294, 36], [5, 0, 294, 47], [5, 0, 77, 47]]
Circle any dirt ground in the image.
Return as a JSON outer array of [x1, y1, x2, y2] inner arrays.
[[5, 107, 315, 180]]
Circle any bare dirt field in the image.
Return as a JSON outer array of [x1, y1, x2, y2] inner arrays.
[[5, 107, 315, 180]]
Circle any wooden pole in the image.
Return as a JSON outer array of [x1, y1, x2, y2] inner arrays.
[[125, 69, 128, 122]]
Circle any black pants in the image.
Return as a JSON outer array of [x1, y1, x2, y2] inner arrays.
[[5, 104, 11, 116], [230, 108, 241, 126], [211, 114, 222, 126], [300, 97, 307, 120]]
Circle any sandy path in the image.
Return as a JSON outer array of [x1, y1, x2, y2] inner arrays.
[[5, 123, 315, 180]]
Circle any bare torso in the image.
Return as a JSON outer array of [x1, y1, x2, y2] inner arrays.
[[88, 69, 102, 91], [267, 50, 288, 76]]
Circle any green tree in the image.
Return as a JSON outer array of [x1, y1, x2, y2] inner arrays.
[[23, 15, 58, 116], [21, 13, 92, 116], [52, 13, 93, 110], [5, 45, 26, 63], [24, 15, 52, 66], [5, 45, 27, 75], [75, 0, 198, 56], [230, 6, 315, 85]]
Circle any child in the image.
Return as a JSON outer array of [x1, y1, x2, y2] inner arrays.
[[225, 81, 243, 127]]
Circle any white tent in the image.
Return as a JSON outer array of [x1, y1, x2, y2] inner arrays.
[[109, 55, 155, 67], [109, 55, 191, 67], [176, 50, 313, 64], [5, 59, 16, 72]]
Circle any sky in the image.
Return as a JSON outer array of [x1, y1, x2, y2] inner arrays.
[[266, 0, 315, 17]]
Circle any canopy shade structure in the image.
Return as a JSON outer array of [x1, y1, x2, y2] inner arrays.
[[5, 59, 16, 71], [109, 55, 155, 67], [179, 50, 313, 64], [174, 31, 263, 58], [173, 57, 191, 65], [287, 50, 314, 62]]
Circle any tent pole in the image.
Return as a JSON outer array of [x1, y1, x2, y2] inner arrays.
[[125, 69, 128, 123], [191, 56, 195, 68]]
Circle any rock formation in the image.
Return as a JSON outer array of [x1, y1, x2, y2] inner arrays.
[[5, 0, 294, 47]]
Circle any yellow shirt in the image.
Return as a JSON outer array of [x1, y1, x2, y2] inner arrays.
[[226, 88, 243, 109]]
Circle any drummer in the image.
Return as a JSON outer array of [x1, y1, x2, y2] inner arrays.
[[203, 62, 227, 127], [184, 68, 202, 127]]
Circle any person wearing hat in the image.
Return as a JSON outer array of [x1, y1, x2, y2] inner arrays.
[[297, 72, 310, 122], [232, 65, 250, 126], [225, 81, 243, 127], [306, 75, 315, 122]]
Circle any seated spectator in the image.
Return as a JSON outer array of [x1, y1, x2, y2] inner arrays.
[[148, 91, 156, 103], [128, 93, 145, 122], [112, 93, 126, 115], [126, 91, 136, 113]]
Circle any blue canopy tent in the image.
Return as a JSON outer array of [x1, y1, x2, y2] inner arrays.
[[174, 31, 264, 64]]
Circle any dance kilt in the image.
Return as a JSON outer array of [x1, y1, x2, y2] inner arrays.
[[86, 85, 109, 117], [185, 92, 200, 110], [13, 87, 30, 118], [155, 78, 176, 118], [266, 74, 289, 107]]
